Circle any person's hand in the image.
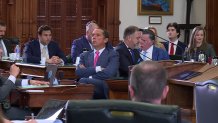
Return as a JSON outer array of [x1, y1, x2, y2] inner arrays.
[[51, 56, 62, 64], [3, 118, 12, 123], [24, 119, 37, 123], [9, 64, 20, 77], [79, 64, 86, 68], [29, 80, 49, 86]]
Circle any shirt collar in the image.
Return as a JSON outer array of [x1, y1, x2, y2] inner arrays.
[[39, 41, 48, 49], [171, 39, 178, 45], [94, 47, 105, 55], [146, 45, 153, 53]]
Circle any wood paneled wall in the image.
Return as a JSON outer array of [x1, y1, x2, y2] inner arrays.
[[206, 0, 218, 55], [0, 0, 120, 54]]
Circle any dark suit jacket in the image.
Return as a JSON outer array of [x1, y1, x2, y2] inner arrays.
[[75, 48, 119, 80], [115, 42, 141, 78], [152, 46, 169, 61], [23, 39, 67, 64], [71, 36, 92, 64], [1, 39, 14, 56], [163, 41, 186, 56], [0, 77, 21, 102]]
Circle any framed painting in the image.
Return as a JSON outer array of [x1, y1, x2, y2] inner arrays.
[[138, 0, 174, 15]]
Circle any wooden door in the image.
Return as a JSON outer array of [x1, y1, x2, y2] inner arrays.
[[206, 0, 218, 55]]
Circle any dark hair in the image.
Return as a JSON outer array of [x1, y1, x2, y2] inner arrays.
[[130, 61, 167, 102], [0, 20, 6, 27], [38, 25, 52, 35], [140, 29, 155, 41], [167, 22, 180, 38], [123, 26, 139, 39], [102, 29, 109, 39]]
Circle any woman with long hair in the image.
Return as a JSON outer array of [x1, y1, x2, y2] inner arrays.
[[186, 26, 216, 61]]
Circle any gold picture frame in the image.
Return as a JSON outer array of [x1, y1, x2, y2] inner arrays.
[[138, 0, 174, 15]]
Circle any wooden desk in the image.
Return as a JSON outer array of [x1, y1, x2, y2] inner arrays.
[[15, 63, 77, 79], [0, 61, 78, 79], [106, 79, 129, 100], [17, 84, 94, 108]]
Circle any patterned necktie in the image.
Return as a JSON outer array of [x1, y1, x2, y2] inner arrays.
[[143, 51, 147, 60], [170, 43, 174, 55], [41, 46, 48, 59], [94, 51, 99, 67]]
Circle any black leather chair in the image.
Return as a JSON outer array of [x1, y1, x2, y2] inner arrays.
[[65, 100, 181, 123], [195, 79, 218, 123]]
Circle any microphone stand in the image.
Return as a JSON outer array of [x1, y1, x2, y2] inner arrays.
[[138, 49, 153, 61], [155, 35, 186, 63]]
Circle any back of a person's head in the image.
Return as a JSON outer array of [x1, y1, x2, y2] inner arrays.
[[130, 61, 167, 102], [123, 26, 139, 40]]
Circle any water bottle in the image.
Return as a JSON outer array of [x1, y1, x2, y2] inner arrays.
[[15, 45, 20, 60]]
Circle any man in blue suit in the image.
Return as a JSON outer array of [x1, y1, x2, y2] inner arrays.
[[163, 22, 186, 57], [71, 21, 99, 64], [75, 28, 119, 99], [139, 29, 169, 61], [23, 25, 66, 64]]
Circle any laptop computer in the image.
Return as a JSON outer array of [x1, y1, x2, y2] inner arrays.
[[36, 99, 67, 119]]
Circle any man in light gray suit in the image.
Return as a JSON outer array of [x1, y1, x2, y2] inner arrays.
[[75, 28, 119, 99], [0, 64, 49, 120]]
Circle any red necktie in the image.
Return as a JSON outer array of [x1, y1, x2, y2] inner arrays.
[[170, 43, 174, 55], [94, 51, 99, 67]]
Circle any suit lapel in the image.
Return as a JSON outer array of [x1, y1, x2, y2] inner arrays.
[[88, 51, 94, 67], [152, 47, 157, 60], [96, 49, 108, 66], [36, 40, 41, 57], [121, 43, 133, 64]]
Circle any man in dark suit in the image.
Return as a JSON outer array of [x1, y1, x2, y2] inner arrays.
[[163, 22, 186, 57], [71, 21, 99, 64], [75, 28, 119, 99], [139, 29, 169, 61], [0, 21, 14, 58], [23, 25, 66, 64], [0, 64, 49, 120], [115, 26, 141, 78], [129, 61, 190, 123]]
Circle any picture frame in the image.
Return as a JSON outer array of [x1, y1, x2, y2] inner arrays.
[[138, 0, 174, 15], [149, 16, 162, 24]]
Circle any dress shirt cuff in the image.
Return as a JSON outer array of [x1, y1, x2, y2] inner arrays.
[[21, 79, 29, 86], [89, 76, 93, 79], [8, 75, 16, 84], [95, 66, 102, 72]]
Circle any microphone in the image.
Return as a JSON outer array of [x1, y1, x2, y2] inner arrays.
[[154, 34, 186, 63]]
